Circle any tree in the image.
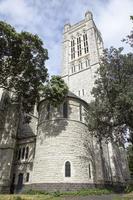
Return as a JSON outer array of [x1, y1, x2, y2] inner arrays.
[[0, 21, 68, 114], [41, 75, 68, 106], [0, 21, 49, 113], [126, 145, 133, 177], [87, 17, 133, 144]]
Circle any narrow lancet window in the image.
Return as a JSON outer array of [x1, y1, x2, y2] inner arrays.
[[65, 161, 71, 177], [25, 146, 29, 159], [89, 163, 92, 179], [83, 34, 89, 54], [77, 37, 82, 57], [46, 103, 50, 119], [63, 101, 68, 118], [22, 147, 25, 159], [71, 39, 75, 60]]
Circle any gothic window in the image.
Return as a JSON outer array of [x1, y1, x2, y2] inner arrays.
[[46, 103, 50, 120], [71, 39, 75, 60], [63, 101, 68, 118], [86, 59, 90, 67], [25, 146, 29, 159], [0, 92, 9, 111], [22, 147, 25, 159], [89, 163, 92, 179], [65, 161, 71, 177], [71, 64, 75, 74], [18, 148, 21, 160], [78, 90, 80, 96], [17, 173, 23, 190], [83, 34, 89, 54], [77, 36, 82, 57], [78, 62, 82, 71], [82, 89, 84, 96], [26, 173, 30, 182], [79, 104, 82, 121]]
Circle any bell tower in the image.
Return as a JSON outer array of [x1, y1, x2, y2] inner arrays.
[[62, 11, 103, 103]]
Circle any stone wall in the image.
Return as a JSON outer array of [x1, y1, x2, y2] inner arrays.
[[31, 97, 96, 184]]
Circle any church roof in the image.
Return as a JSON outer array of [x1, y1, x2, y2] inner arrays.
[[67, 91, 88, 105]]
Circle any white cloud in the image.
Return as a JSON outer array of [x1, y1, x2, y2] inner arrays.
[[0, 0, 132, 75], [96, 0, 133, 51]]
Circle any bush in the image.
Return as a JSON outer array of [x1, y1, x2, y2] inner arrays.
[[125, 184, 133, 193], [53, 191, 61, 197]]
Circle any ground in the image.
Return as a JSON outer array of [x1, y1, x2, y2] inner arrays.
[[0, 192, 133, 200]]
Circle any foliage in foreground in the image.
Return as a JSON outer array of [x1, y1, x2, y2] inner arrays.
[[0, 21, 68, 114], [87, 17, 133, 144], [0, 21, 48, 113], [126, 145, 133, 177]]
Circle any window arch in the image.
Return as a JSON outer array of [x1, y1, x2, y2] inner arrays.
[[88, 162, 92, 179], [26, 173, 30, 182], [18, 148, 21, 160], [25, 146, 29, 159], [22, 147, 25, 159], [65, 161, 71, 177], [63, 101, 68, 118], [46, 103, 50, 119]]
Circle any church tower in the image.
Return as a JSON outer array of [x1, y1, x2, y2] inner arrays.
[[62, 11, 103, 102]]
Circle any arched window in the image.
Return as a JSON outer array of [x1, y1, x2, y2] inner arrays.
[[18, 148, 21, 160], [79, 104, 82, 121], [89, 163, 92, 179], [22, 147, 25, 159], [63, 101, 68, 118], [25, 146, 29, 159], [17, 173, 23, 190], [65, 161, 71, 177], [26, 173, 30, 182], [0, 92, 9, 110], [46, 103, 50, 120]]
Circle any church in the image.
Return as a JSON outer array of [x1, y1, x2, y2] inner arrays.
[[0, 11, 130, 193]]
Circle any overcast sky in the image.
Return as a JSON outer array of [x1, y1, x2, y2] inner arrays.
[[0, 0, 132, 75]]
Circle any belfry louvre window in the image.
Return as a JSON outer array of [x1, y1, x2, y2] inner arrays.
[[63, 101, 68, 118], [77, 37, 82, 57], [71, 39, 75, 60], [83, 34, 89, 54], [65, 161, 71, 177]]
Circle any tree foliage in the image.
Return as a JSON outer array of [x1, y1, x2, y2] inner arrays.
[[0, 21, 49, 113], [41, 75, 68, 106], [126, 145, 133, 176], [87, 17, 133, 144], [0, 21, 68, 114]]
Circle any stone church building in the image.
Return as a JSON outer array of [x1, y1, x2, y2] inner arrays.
[[0, 11, 130, 193]]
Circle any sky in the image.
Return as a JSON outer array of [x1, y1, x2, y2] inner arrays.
[[0, 0, 132, 75]]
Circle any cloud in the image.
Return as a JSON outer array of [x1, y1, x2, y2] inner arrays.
[[0, 0, 132, 75], [96, 0, 133, 51]]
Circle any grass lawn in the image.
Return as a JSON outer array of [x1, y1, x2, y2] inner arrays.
[[0, 190, 133, 200], [0, 189, 110, 200], [114, 192, 133, 200], [0, 194, 61, 200]]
